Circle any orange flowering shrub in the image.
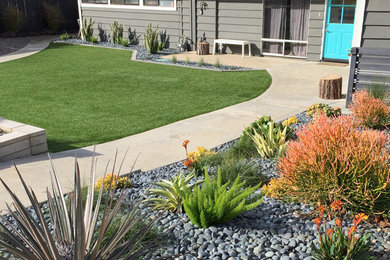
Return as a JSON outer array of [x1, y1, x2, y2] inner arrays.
[[350, 90, 390, 129], [277, 113, 390, 216]]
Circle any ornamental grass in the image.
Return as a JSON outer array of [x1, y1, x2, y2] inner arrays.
[[350, 90, 390, 129], [277, 113, 390, 217]]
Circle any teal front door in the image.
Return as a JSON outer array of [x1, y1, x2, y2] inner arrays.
[[323, 0, 356, 60]]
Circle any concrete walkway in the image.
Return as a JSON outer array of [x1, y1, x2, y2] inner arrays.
[[0, 47, 349, 209], [0, 36, 57, 64]]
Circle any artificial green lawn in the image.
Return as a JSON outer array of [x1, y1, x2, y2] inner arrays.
[[0, 43, 271, 152]]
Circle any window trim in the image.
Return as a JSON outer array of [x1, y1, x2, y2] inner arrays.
[[81, 0, 176, 11], [261, 38, 308, 59]]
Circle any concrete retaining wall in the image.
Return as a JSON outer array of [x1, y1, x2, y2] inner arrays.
[[0, 118, 48, 162]]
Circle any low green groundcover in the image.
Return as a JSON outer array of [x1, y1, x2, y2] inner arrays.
[[0, 43, 271, 152]]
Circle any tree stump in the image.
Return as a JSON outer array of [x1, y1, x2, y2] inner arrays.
[[319, 75, 342, 99], [197, 41, 209, 55]]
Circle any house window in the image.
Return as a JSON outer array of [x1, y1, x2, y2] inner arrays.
[[82, 0, 108, 4], [81, 0, 175, 9], [262, 0, 310, 58], [112, 0, 139, 5], [144, 0, 174, 7]]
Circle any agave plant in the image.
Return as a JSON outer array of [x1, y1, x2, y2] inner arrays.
[[0, 151, 158, 259], [145, 171, 202, 213], [246, 118, 289, 159]]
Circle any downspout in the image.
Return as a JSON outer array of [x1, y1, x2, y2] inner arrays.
[[191, 0, 197, 50], [77, 0, 84, 40]]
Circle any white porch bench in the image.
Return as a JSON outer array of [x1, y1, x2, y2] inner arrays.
[[212, 39, 252, 58]]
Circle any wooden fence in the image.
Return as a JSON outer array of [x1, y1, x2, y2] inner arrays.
[[0, 0, 78, 33]]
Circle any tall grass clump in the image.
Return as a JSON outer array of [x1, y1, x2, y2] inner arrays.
[[277, 113, 390, 217], [350, 90, 390, 129], [41, 1, 63, 32], [1, 6, 23, 33], [368, 81, 388, 100]]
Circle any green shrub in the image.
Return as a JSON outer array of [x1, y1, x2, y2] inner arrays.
[[185, 56, 190, 65], [102, 213, 161, 249], [214, 58, 221, 68], [171, 55, 177, 64], [90, 36, 98, 43], [245, 118, 289, 159], [41, 1, 63, 32], [82, 18, 95, 42], [144, 23, 159, 54], [1, 6, 23, 32], [197, 150, 268, 187], [306, 103, 341, 118], [60, 32, 70, 40], [182, 169, 263, 228], [0, 156, 158, 259], [110, 20, 123, 44], [368, 81, 388, 100], [199, 57, 205, 67], [145, 171, 202, 213]]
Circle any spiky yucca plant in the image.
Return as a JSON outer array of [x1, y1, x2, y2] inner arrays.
[[82, 18, 94, 42], [110, 20, 123, 44], [182, 169, 263, 228], [144, 23, 159, 54], [145, 171, 202, 213], [245, 119, 289, 159], [0, 152, 158, 259]]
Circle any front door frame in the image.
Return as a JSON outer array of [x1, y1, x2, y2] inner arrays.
[[321, 0, 366, 61], [323, 0, 357, 61]]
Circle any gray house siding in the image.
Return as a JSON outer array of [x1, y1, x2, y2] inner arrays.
[[196, 0, 216, 49], [307, 0, 326, 61], [80, 0, 264, 55], [84, 0, 388, 62], [81, 1, 189, 48], [362, 0, 390, 48], [217, 0, 263, 55]]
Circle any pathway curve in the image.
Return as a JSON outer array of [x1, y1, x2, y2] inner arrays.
[[0, 35, 57, 63], [0, 47, 349, 209]]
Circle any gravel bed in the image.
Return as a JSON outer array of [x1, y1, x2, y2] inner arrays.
[[2, 113, 390, 260], [55, 39, 254, 71], [0, 37, 32, 56], [125, 112, 389, 259], [125, 156, 389, 259]]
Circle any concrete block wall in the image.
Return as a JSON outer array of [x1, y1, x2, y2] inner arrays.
[[0, 118, 48, 162]]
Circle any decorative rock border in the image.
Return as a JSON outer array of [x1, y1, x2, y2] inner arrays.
[[55, 39, 258, 72], [0, 118, 48, 162]]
